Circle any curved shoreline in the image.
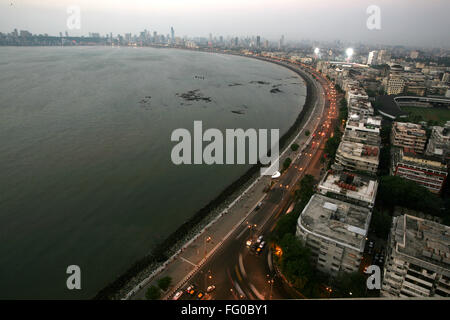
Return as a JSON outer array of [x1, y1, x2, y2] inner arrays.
[[94, 50, 317, 300]]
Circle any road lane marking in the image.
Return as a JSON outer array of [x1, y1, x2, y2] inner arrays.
[[235, 265, 243, 283], [239, 253, 247, 279], [235, 226, 248, 240], [249, 283, 265, 300], [268, 249, 273, 272]]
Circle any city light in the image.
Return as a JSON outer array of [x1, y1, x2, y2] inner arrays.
[[346, 48, 354, 58], [314, 47, 320, 55]]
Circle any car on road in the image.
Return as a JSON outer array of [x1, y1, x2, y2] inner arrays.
[[246, 240, 252, 247], [207, 285, 216, 293], [186, 284, 196, 295], [172, 290, 183, 300], [259, 241, 266, 249], [196, 291, 205, 300], [255, 202, 262, 210], [256, 235, 264, 244]]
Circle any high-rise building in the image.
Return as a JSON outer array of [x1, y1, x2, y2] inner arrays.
[[442, 73, 450, 84], [335, 141, 380, 174], [256, 35, 261, 48], [390, 122, 427, 153], [377, 50, 390, 64], [367, 51, 378, 65], [317, 169, 379, 209], [381, 214, 450, 298], [410, 50, 420, 59], [391, 147, 448, 194], [343, 115, 382, 146], [426, 122, 450, 161], [278, 35, 284, 50], [296, 194, 372, 276], [170, 27, 175, 43]]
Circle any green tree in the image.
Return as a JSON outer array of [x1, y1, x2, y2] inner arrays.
[[305, 130, 310, 136], [331, 272, 367, 298], [377, 176, 442, 216], [324, 129, 342, 165], [283, 157, 292, 171], [157, 276, 172, 291], [295, 174, 315, 206], [271, 175, 315, 243], [145, 285, 161, 300], [290, 143, 299, 151], [279, 233, 314, 291]]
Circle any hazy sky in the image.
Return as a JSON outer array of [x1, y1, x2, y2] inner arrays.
[[1, 0, 450, 47]]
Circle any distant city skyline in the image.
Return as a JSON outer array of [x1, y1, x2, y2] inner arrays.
[[1, 0, 450, 48]]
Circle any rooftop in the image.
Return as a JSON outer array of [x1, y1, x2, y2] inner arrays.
[[337, 141, 380, 163], [298, 194, 372, 252], [392, 215, 450, 271], [347, 114, 382, 133], [393, 122, 426, 137], [318, 170, 378, 207]]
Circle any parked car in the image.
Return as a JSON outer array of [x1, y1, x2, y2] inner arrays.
[[246, 240, 252, 247], [172, 291, 183, 300]]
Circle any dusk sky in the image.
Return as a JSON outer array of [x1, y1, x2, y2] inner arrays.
[[1, 0, 450, 47]]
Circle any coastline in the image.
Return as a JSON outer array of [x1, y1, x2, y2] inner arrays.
[[94, 49, 317, 300]]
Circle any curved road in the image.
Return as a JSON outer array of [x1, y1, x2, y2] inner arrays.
[[129, 55, 336, 301], [170, 59, 336, 301]]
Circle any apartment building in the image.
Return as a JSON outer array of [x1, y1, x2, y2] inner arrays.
[[387, 76, 405, 95], [425, 122, 450, 162], [391, 122, 427, 153], [348, 97, 374, 116], [343, 114, 382, 146], [296, 194, 372, 276], [346, 87, 369, 106], [391, 147, 448, 194], [317, 169, 378, 209], [381, 215, 450, 298], [335, 141, 380, 175]]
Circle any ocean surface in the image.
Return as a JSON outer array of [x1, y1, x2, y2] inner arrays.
[[0, 46, 306, 299]]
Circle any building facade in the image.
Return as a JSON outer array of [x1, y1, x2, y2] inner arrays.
[[391, 147, 448, 194], [296, 194, 372, 276], [335, 141, 380, 175], [381, 215, 450, 298], [425, 122, 450, 162], [391, 122, 427, 153]]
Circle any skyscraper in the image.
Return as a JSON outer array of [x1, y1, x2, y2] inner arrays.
[[278, 35, 284, 50], [170, 27, 174, 42], [367, 51, 378, 65], [256, 35, 261, 48]]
